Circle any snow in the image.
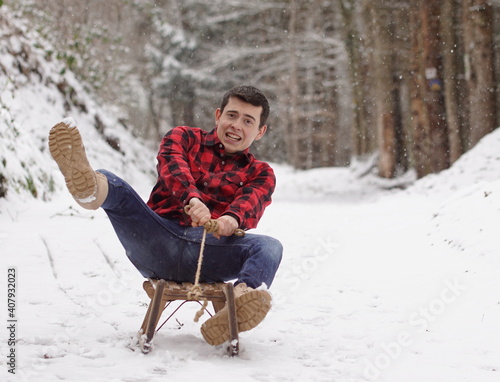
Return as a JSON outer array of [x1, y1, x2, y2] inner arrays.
[[2, 135, 500, 382], [61, 118, 77, 128], [76, 194, 97, 204], [1, 6, 500, 382]]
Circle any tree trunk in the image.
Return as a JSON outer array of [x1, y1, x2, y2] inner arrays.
[[341, 0, 367, 157], [410, 1, 450, 178], [169, 76, 196, 128], [286, 0, 301, 168], [371, 4, 398, 178], [463, 0, 497, 148], [422, 0, 449, 173], [441, 0, 464, 163]]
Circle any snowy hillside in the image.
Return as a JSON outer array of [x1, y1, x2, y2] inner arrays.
[[2, 6, 500, 382], [0, 9, 155, 203]]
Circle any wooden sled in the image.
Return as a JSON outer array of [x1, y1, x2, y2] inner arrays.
[[138, 279, 239, 356]]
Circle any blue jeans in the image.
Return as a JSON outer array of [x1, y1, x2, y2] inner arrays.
[[98, 170, 282, 289]]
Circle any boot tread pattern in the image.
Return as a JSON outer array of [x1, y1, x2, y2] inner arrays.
[[49, 122, 96, 199]]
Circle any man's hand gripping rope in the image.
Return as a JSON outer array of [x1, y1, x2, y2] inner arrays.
[[184, 205, 245, 322]]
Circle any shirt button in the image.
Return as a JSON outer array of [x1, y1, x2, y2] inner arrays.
[[204, 182, 208, 186], [219, 144, 223, 148], [222, 161, 225, 165], [239, 182, 243, 186]]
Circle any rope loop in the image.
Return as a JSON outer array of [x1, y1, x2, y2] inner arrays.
[[187, 284, 202, 300], [203, 219, 219, 234], [183, 206, 245, 237]]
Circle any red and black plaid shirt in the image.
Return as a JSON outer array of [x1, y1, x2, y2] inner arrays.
[[147, 126, 276, 230]]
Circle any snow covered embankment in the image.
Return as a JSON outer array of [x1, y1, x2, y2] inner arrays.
[[0, 9, 154, 206]]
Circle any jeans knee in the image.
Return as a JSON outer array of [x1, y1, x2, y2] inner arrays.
[[265, 236, 283, 267]]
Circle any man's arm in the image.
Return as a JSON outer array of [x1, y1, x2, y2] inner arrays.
[[156, 126, 203, 206], [222, 164, 276, 231], [190, 162, 275, 236]]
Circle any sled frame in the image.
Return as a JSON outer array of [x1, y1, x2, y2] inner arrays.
[[138, 279, 239, 356]]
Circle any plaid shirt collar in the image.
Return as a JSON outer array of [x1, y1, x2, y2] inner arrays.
[[203, 127, 253, 164]]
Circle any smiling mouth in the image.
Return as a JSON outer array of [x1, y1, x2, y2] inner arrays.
[[226, 132, 241, 142]]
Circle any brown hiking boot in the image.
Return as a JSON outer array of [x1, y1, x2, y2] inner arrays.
[[48, 119, 108, 209], [200, 283, 272, 346]]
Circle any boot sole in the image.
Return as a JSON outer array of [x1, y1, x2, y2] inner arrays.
[[200, 289, 271, 346], [49, 122, 96, 200]]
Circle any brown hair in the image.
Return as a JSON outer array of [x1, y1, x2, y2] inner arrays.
[[220, 85, 270, 127]]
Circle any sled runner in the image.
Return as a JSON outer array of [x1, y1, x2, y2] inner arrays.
[[138, 279, 240, 356]]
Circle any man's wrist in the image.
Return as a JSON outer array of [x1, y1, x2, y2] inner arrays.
[[184, 191, 203, 205], [222, 212, 240, 227], [188, 197, 205, 208]]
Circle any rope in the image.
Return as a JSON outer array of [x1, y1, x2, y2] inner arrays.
[[183, 205, 245, 322], [188, 227, 208, 322], [188, 220, 222, 322]]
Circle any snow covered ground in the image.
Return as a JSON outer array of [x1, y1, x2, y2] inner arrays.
[[2, 6, 500, 381], [2, 127, 500, 382]]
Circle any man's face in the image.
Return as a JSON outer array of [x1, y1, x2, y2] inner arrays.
[[215, 97, 267, 155]]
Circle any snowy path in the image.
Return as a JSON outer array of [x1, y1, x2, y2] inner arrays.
[[1, 179, 499, 382]]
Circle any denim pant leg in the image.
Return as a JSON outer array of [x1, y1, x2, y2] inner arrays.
[[98, 169, 282, 288], [98, 169, 195, 281], [196, 233, 283, 289]]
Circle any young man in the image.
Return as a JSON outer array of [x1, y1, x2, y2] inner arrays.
[[48, 85, 283, 346]]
